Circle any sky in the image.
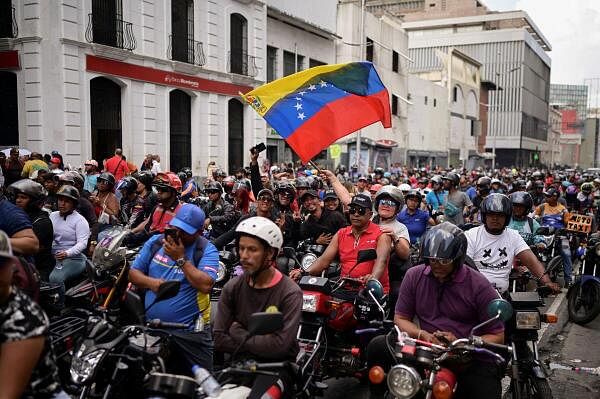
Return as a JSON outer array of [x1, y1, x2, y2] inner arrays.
[[483, 0, 600, 94]]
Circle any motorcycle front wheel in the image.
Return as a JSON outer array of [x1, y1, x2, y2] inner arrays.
[[504, 377, 553, 399], [568, 280, 600, 325]]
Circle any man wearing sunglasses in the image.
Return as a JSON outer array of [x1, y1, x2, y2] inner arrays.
[[290, 194, 391, 292], [298, 189, 347, 245]]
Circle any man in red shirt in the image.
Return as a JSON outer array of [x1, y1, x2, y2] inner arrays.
[[290, 194, 391, 292], [103, 148, 129, 182]]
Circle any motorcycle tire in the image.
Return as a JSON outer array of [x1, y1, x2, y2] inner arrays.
[[568, 280, 600, 325], [504, 377, 553, 399], [545, 256, 565, 287]]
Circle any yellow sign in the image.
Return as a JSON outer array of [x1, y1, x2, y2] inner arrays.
[[329, 144, 341, 159], [566, 214, 593, 234]]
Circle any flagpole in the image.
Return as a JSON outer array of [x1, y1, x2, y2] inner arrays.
[[355, 0, 366, 176]]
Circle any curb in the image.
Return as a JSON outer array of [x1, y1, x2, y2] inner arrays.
[[538, 291, 569, 349]]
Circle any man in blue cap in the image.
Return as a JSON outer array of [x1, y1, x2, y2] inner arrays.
[[129, 203, 219, 372]]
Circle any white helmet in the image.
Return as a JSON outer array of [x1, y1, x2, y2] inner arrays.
[[235, 216, 283, 251], [399, 183, 411, 192]]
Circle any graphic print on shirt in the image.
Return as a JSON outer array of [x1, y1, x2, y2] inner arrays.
[[479, 246, 508, 270]]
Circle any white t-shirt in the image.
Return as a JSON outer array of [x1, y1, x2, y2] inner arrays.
[[465, 225, 529, 293]]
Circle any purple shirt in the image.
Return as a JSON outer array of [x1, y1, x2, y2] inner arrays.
[[395, 264, 504, 339]]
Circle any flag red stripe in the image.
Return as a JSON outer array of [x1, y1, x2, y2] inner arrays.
[[285, 89, 391, 163]]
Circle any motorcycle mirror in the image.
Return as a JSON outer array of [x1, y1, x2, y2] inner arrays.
[[487, 299, 513, 322], [124, 290, 145, 324], [365, 279, 384, 301], [247, 311, 284, 337], [155, 280, 181, 302], [356, 249, 377, 265]]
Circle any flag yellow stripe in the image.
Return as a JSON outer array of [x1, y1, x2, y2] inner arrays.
[[241, 62, 348, 116]]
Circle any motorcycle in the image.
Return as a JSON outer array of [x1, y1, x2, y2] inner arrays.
[[504, 286, 557, 399], [278, 243, 340, 278], [70, 281, 187, 398], [537, 227, 583, 287], [295, 249, 389, 393], [567, 232, 600, 324], [368, 299, 514, 399]]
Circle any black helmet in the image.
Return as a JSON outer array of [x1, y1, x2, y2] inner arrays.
[[374, 167, 385, 176], [181, 167, 193, 179], [480, 193, 512, 228], [213, 168, 227, 179], [7, 179, 48, 206], [295, 177, 310, 189], [534, 181, 545, 189], [477, 176, 491, 194], [97, 172, 116, 187], [404, 189, 422, 203], [274, 182, 296, 199], [116, 176, 138, 196], [420, 222, 467, 268], [57, 172, 75, 185], [431, 175, 443, 186], [442, 172, 460, 187], [134, 170, 154, 189], [177, 172, 187, 183], [204, 181, 223, 194], [544, 187, 560, 198], [509, 191, 533, 211], [56, 185, 80, 205], [67, 171, 85, 188]]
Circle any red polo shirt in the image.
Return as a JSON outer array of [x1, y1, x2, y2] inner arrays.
[[104, 155, 129, 182], [149, 202, 182, 233], [337, 221, 389, 292]]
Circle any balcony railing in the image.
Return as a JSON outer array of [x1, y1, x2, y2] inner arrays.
[[0, 6, 18, 38], [85, 13, 136, 51], [167, 35, 206, 66], [227, 49, 259, 77]]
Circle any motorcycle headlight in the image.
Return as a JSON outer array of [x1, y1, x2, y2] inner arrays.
[[70, 348, 106, 383], [387, 365, 421, 398], [216, 261, 227, 282], [301, 253, 317, 271], [302, 294, 318, 312], [516, 311, 541, 330]]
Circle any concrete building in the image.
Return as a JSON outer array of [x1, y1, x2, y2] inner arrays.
[[264, 0, 338, 166], [336, 1, 409, 171], [545, 105, 561, 166], [0, 0, 267, 176], [371, 3, 553, 167], [411, 48, 481, 168], [580, 118, 599, 169], [406, 75, 448, 167]]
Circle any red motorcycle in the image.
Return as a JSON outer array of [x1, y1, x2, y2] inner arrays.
[[295, 249, 390, 396]]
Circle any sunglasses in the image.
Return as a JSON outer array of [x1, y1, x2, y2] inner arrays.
[[258, 196, 273, 202], [348, 206, 368, 216], [156, 186, 170, 193], [426, 257, 454, 266], [379, 199, 397, 207]]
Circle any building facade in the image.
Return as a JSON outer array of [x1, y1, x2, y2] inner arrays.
[[397, 10, 552, 167], [337, 1, 409, 170], [0, 0, 267, 176], [545, 105, 561, 166]]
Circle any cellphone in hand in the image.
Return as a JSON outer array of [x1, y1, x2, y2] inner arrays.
[[251, 142, 267, 154], [164, 228, 180, 243]]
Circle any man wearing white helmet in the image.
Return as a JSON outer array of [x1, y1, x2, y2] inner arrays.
[[214, 216, 302, 397]]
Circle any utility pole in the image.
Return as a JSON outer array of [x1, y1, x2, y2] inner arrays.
[[355, 0, 365, 174]]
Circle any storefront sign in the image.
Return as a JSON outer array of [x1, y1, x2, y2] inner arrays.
[[86, 55, 253, 96]]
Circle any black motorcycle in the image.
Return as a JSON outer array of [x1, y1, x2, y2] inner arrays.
[[69, 281, 187, 398], [504, 286, 556, 399], [567, 232, 600, 324]]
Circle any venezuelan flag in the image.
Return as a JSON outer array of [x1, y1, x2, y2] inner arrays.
[[242, 62, 391, 163]]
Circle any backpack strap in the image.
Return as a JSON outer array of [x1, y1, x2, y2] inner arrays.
[[527, 217, 534, 234], [149, 234, 208, 266]]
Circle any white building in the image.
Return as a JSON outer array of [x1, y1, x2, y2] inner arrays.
[[407, 75, 449, 167], [0, 0, 267, 176], [264, 0, 338, 166], [336, 1, 409, 170]]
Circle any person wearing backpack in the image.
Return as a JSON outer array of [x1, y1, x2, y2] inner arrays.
[[129, 203, 218, 373], [508, 191, 544, 246]]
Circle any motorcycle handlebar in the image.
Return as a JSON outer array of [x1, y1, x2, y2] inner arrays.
[[146, 319, 188, 329]]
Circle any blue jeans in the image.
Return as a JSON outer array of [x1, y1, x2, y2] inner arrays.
[[49, 253, 87, 305], [559, 238, 573, 284]]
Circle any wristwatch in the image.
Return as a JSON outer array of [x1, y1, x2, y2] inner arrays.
[[176, 258, 187, 268]]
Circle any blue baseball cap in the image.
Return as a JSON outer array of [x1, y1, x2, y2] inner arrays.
[[169, 204, 206, 234]]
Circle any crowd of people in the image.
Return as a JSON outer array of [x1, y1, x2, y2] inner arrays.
[[1, 143, 597, 398]]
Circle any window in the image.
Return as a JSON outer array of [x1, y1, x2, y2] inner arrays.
[[230, 13, 248, 75], [309, 58, 326, 68], [283, 50, 295, 76], [171, 0, 194, 64], [392, 51, 399, 73], [366, 37, 374, 62], [424, 96, 428, 105], [228, 99, 244, 174], [453, 86, 458, 102], [433, 98, 437, 107], [0, 72, 18, 146], [169, 90, 191, 172], [392, 94, 399, 115], [267, 46, 277, 82], [296, 54, 305, 71]]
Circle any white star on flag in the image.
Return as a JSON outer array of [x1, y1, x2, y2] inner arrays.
[[297, 112, 306, 120], [294, 103, 302, 110], [319, 80, 327, 87], [298, 91, 307, 96], [308, 84, 316, 91], [294, 97, 302, 101]]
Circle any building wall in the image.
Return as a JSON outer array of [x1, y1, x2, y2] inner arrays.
[[336, 3, 409, 169], [4, 0, 267, 175], [581, 118, 599, 168]]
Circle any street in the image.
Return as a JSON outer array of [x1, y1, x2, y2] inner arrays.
[[322, 293, 600, 399]]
